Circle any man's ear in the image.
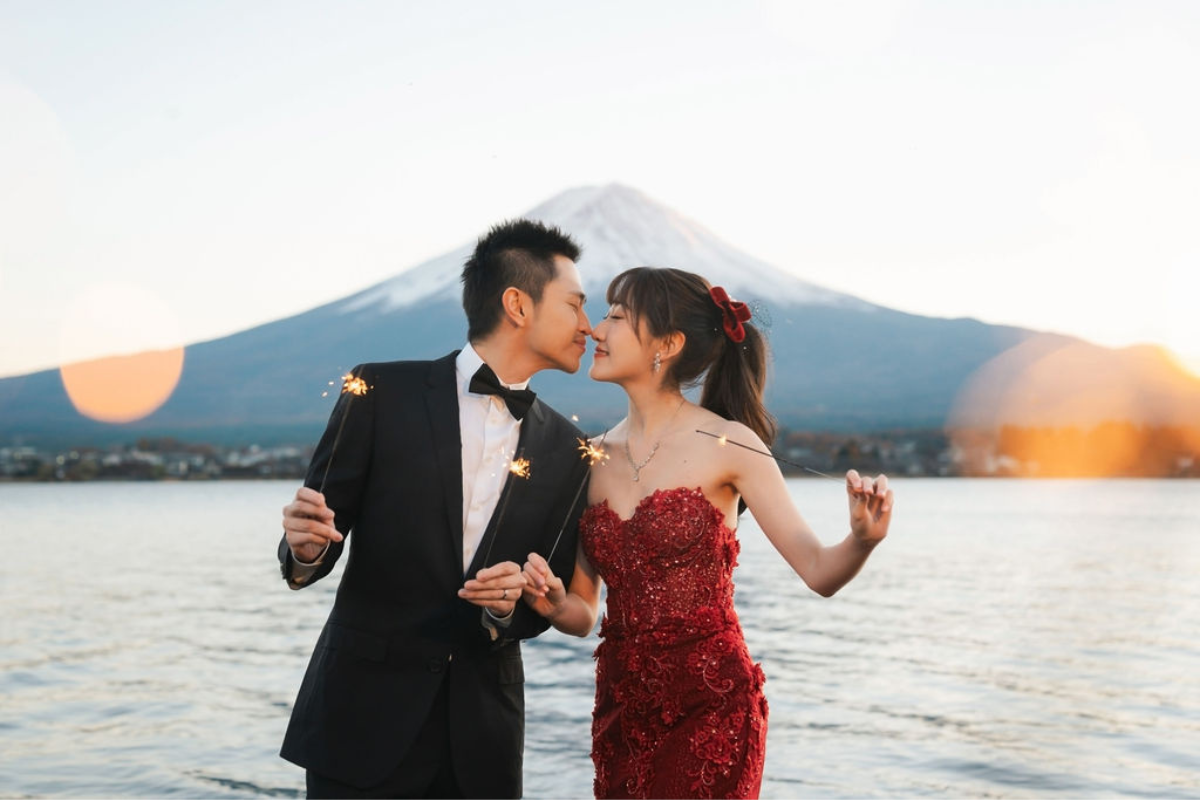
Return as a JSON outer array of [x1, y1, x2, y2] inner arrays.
[[501, 287, 529, 326]]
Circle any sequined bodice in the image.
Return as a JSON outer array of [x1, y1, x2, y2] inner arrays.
[[581, 487, 742, 641]]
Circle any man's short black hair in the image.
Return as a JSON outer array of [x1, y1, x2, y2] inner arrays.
[[461, 218, 582, 341]]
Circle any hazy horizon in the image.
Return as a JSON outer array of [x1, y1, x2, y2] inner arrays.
[[3, 2, 1198, 379]]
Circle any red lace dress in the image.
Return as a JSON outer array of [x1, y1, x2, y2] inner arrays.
[[581, 487, 769, 799]]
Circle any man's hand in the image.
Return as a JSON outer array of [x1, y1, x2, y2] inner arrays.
[[458, 561, 528, 617], [521, 552, 567, 620], [846, 469, 894, 548], [283, 487, 342, 564]]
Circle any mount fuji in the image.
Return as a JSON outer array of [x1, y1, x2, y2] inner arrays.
[[2, 184, 1197, 446]]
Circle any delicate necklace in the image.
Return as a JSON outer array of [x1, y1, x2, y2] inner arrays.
[[624, 396, 686, 482]]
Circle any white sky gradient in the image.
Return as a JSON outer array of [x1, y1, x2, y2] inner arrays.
[[1, 0, 1198, 378]]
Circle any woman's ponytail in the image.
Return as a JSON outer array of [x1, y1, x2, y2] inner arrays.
[[700, 321, 777, 447]]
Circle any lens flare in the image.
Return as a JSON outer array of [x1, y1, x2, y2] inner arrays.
[[1165, 347, 1200, 381], [948, 335, 1200, 476], [56, 283, 185, 423], [59, 348, 185, 423]]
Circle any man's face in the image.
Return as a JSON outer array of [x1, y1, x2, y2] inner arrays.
[[525, 255, 592, 373]]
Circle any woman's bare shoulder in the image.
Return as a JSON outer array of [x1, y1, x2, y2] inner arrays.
[[694, 411, 768, 450]]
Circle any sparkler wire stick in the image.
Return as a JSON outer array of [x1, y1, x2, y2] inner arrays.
[[695, 429, 841, 481], [481, 447, 531, 568], [317, 369, 370, 495], [546, 434, 610, 564]]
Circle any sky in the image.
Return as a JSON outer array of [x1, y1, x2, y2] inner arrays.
[[2, 0, 1198, 379]]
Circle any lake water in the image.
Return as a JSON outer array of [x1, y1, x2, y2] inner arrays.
[[1, 479, 1198, 798]]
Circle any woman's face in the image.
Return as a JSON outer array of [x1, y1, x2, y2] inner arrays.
[[588, 303, 653, 384]]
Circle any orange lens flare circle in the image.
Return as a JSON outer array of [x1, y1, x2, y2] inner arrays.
[[948, 335, 1200, 477], [59, 348, 185, 423]]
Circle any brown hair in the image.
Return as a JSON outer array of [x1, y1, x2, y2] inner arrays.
[[606, 267, 777, 446]]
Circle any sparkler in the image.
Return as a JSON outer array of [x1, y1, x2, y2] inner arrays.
[[480, 448, 533, 567], [546, 434, 610, 563], [695, 429, 841, 482], [317, 370, 372, 494]]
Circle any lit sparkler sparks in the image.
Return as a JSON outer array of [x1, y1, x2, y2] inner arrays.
[[546, 433, 610, 563], [509, 457, 532, 479], [697, 429, 840, 481], [577, 437, 610, 466], [321, 374, 368, 399], [342, 374, 369, 396], [317, 369, 373, 494]]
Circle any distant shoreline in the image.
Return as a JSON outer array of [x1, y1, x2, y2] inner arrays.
[[3, 424, 1197, 481]]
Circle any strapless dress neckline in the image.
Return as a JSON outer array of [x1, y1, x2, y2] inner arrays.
[[589, 486, 733, 529]]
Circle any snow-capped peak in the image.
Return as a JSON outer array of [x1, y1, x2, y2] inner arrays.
[[340, 183, 869, 314]]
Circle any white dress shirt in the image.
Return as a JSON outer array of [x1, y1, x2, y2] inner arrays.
[[455, 343, 526, 574]]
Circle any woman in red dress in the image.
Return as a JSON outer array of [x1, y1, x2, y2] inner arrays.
[[521, 267, 895, 799]]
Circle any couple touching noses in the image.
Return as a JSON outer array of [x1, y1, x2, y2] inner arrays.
[[278, 219, 894, 799]]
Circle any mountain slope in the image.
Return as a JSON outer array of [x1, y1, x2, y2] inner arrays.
[[1, 184, 1196, 446]]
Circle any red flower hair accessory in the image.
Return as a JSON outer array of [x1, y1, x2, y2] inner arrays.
[[709, 286, 751, 343]]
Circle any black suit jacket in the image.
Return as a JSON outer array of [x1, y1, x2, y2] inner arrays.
[[277, 353, 588, 795]]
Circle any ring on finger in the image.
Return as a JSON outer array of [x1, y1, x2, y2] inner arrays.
[[502, 588, 509, 600]]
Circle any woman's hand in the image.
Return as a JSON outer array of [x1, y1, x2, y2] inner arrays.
[[522, 552, 568, 620], [846, 469, 894, 548]]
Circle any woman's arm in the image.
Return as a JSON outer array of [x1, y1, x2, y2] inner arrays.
[[521, 544, 602, 637], [723, 421, 894, 597]]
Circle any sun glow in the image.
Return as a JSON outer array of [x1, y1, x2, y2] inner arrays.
[[60, 348, 185, 423], [1167, 348, 1200, 380], [55, 283, 186, 423], [948, 336, 1200, 477]]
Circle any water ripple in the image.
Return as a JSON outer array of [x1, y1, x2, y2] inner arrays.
[[2, 479, 1199, 798]]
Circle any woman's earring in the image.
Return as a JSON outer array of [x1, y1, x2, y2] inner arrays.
[[653, 351, 662, 373]]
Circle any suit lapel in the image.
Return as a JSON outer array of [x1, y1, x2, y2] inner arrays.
[[424, 352, 465, 573]]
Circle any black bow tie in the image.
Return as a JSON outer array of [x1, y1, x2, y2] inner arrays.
[[469, 363, 536, 420]]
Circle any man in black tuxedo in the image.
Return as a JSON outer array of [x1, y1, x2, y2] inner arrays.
[[278, 219, 593, 798]]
